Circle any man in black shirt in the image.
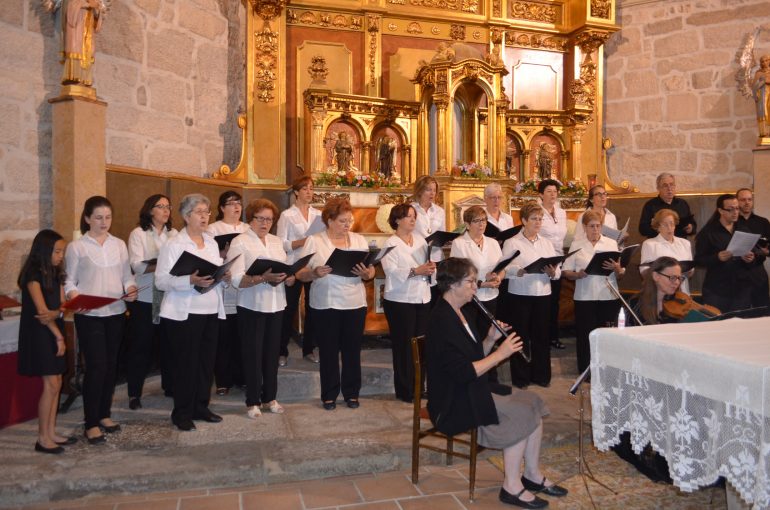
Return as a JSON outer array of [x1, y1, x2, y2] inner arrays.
[[695, 194, 755, 313], [736, 188, 770, 311], [638, 173, 697, 238]]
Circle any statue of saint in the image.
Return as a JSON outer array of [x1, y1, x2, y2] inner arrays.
[[751, 55, 770, 138], [535, 142, 556, 180], [334, 132, 354, 173], [44, 0, 106, 88], [376, 136, 396, 177]]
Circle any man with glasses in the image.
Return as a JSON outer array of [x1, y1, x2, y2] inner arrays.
[[736, 188, 770, 311], [638, 173, 697, 238], [695, 194, 755, 313]]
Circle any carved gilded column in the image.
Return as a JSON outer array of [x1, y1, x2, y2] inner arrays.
[[495, 98, 508, 177], [310, 109, 326, 176], [402, 144, 411, 183], [434, 95, 449, 175], [366, 14, 382, 98], [361, 141, 372, 175], [568, 124, 585, 181]]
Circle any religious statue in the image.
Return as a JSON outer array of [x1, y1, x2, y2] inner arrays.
[[334, 132, 354, 173], [43, 0, 107, 92], [737, 28, 770, 139], [534, 142, 557, 180], [376, 136, 396, 177]]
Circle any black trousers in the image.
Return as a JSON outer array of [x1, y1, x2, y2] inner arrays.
[[238, 307, 283, 406], [508, 294, 551, 387], [125, 301, 173, 398], [574, 299, 620, 374], [383, 299, 429, 402], [750, 277, 770, 312], [281, 281, 314, 356], [703, 287, 752, 314], [214, 313, 243, 389], [313, 307, 366, 402], [548, 278, 562, 343], [75, 313, 125, 429], [166, 314, 218, 421]]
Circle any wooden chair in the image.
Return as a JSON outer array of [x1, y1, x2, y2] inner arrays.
[[410, 335, 484, 502]]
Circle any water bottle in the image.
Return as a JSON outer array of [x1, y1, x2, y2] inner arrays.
[[617, 308, 626, 329]]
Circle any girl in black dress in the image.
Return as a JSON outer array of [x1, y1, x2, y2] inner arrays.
[[17, 229, 76, 454]]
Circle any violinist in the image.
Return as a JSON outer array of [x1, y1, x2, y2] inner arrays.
[[628, 256, 687, 325]]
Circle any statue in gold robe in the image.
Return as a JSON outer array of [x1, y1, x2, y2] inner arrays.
[[44, 0, 106, 88]]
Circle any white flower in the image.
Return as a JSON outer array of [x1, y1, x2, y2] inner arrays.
[[375, 204, 395, 234]]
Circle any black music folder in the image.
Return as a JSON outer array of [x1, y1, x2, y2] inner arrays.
[[492, 250, 520, 273], [169, 251, 240, 294], [523, 249, 580, 274], [485, 223, 522, 243], [246, 253, 314, 277], [324, 246, 394, 277], [141, 258, 158, 274], [584, 244, 639, 276], [214, 233, 240, 251], [425, 230, 461, 247]]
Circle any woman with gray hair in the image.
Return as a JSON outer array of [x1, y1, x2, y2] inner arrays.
[[155, 193, 232, 431], [484, 183, 514, 232]]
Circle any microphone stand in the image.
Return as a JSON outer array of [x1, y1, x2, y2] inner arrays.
[[471, 295, 530, 362], [604, 278, 643, 326]]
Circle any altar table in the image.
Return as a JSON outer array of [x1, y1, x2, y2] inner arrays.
[[590, 317, 770, 508], [0, 317, 43, 429]]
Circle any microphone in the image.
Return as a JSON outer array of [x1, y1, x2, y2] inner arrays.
[[471, 295, 531, 362]]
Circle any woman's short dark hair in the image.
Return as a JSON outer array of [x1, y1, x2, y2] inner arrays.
[[413, 175, 439, 201], [138, 194, 173, 231], [585, 185, 605, 209], [462, 205, 487, 225], [290, 175, 314, 194], [18, 229, 65, 290], [321, 198, 354, 226], [436, 257, 477, 293], [537, 179, 560, 195], [245, 199, 279, 224], [79, 195, 112, 234], [215, 190, 242, 221], [388, 203, 415, 230]]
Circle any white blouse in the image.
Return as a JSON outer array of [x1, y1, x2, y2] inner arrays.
[[562, 236, 620, 301], [502, 231, 561, 296], [207, 220, 250, 314], [412, 201, 445, 239], [155, 229, 226, 321], [299, 231, 369, 310], [487, 210, 514, 231], [539, 203, 568, 254], [380, 234, 431, 304], [275, 204, 324, 263], [128, 226, 178, 303], [64, 232, 136, 317], [450, 233, 503, 302], [227, 230, 288, 313], [571, 209, 618, 247], [640, 234, 693, 295]]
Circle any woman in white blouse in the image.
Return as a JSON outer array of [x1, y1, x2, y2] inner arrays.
[[484, 183, 515, 232], [562, 211, 624, 374], [297, 199, 375, 410], [640, 209, 694, 295], [537, 179, 567, 351], [229, 199, 294, 418], [207, 191, 249, 396], [450, 205, 504, 336], [65, 196, 137, 444], [156, 194, 231, 432], [571, 185, 620, 247], [275, 175, 323, 366], [381, 203, 435, 402], [411, 176, 445, 303], [126, 194, 178, 410], [501, 202, 560, 388]]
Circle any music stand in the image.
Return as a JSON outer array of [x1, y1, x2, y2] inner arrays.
[[553, 367, 616, 510]]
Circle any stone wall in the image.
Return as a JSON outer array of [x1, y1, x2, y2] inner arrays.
[[604, 0, 770, 192], [0, 0, 243, 295]]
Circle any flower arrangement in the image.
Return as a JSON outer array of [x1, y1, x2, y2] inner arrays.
[[514, 178, 587, 197], [451, 161, 492, 179], [314, 170, 398, 189]]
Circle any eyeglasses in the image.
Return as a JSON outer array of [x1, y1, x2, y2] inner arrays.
[[470, 218, 487, 224], [224, 200, 242, 207], [462, 278, 478, 287], [252, 216, 273, 223], [153, 204, 172, 210], [720, 207, 739, 213], [527, 216, 544, 222], [655, 271, 686, 283], [191, 209, 211, 217], [592, 192, 608, 198]]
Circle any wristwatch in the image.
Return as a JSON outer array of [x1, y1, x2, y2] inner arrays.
[[408, 268, 416, 278]]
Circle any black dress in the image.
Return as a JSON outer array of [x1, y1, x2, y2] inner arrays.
[[17, 269, 65, 376]]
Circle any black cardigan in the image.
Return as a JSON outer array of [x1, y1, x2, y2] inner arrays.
[[426, 298, 498, 437]]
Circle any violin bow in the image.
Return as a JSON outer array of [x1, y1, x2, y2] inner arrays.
[[604, 278, 643, 326]]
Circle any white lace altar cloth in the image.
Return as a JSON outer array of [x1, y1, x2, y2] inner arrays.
[[589, 317, 770, 508]]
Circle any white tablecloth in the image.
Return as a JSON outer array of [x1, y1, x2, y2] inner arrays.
[[0, 316, 20, 355], [590, 317, 770, 508]]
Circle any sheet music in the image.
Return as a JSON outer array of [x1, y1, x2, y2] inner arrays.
[[305, 215, 326, 237], [601, 217, 629, 243], [725, 231, 760, 257]]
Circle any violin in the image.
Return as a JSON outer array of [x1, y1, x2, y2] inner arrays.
[[661, 291, 721, 322]]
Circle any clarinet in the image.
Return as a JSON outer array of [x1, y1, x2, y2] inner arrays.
[[471, 295, 531, 362]]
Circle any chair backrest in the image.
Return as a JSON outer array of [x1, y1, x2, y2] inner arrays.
[[411, 335, 426, 414]]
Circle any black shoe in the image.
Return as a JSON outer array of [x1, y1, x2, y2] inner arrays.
[[99, 422, 121, 433], [84, 432, 106, 445], [35, 442, 64, 454], [499, 487, 548, 508], [54, 436, 78, 446], [172, 418, 196, 431], [322, 401, 336, 410], [128, 397, 142, 410], [193, 410, 223, 423], [521, 476, 568, 497], [345, 398, 360, 409], [550, 340, 566, 350]]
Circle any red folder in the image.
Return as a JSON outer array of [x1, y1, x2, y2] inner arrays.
[[61, 294, 119, 311]]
